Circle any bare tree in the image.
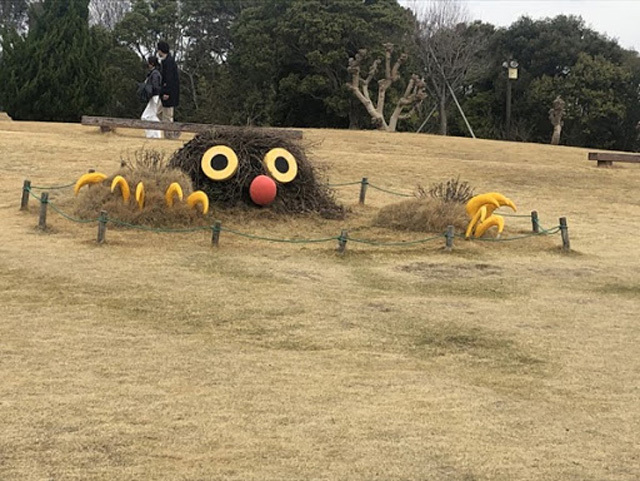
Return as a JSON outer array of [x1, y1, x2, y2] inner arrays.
[[346, 43, 426, 132], [89, 0, 131, 30], [413, 0, 485, 136]]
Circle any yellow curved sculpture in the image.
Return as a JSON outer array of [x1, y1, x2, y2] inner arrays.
[[135, 182, 145, 210], [186, 191, 209, 215], [465, 193, 501, 218], [485, 192, 517, 212], [474, 214, 505, 238], [165, 182, 184, 207], [465, 192, 516, 238], [465, 205, 487, 239], [110, 175, 131, 203], [74, 172, 107, 195]]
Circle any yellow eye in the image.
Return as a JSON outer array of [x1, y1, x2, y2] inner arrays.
[[201, 145, 239, 181], [263, 148, 298, 183]]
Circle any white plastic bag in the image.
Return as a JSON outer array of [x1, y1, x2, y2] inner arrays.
[[141, 95, 162, 139]]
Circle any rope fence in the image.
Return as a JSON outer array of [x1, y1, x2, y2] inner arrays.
[[18, 178, 570, 252]]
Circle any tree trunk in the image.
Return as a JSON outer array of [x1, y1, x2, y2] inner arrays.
[[439, 89, 448, 136], [348, 100, 360, 130], [551, 123, 562, 145]]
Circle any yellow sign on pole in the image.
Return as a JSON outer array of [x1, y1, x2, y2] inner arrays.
[[508, 67, 518, 80]]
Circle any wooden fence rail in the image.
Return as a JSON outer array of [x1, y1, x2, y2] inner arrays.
[[81, 115, 303, 139]]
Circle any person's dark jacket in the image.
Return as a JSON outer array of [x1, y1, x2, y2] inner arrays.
[[146, 67, 162, 97], [160, 53, 180, 108]]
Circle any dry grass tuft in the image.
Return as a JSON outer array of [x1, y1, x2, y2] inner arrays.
[[373, 197, 468, 233], [73, 149, 209, 227], [0, 111, 12, 121]]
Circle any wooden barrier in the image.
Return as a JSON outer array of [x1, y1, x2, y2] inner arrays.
[[588, 152, 640, 167], [81, 116, 303, 139], [38, 192, 48, 230], [445, 225, 455, 251], [337, 230, 348, 254]]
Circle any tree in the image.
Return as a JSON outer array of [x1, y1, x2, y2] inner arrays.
[[346, 43, 426, 131], [413, 0, 485, 135], [226, 0, 416, 128], [113, 0, 183, 60], [89, 0, 131, 30], [112, 0, 245, 121], [453, 14, 640, 148], [529, 53, 634, 149], [548, 96, 565, 145], [0, 0, 111, 121], [0, 0, 30, 32]]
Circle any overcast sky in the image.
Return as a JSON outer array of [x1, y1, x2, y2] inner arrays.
[[403, 1, 640, 52]]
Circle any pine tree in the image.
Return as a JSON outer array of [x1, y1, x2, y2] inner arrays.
[[0, 0, 109, 121]]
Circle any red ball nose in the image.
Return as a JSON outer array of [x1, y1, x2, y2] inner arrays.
[[249, 175, 277, 206]]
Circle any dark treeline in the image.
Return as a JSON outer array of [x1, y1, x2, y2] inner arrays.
[[1, 0, 639, 151]]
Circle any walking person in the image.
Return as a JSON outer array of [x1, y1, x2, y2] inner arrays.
[[140, 56, 163, 139], [156, 40, 180, 138]]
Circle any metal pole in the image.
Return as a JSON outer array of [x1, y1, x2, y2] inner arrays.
[[446, 81, 476, 139], [506, 79, 512, 139], [416, 104, 438, 133]]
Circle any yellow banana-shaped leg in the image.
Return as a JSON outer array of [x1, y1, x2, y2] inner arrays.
[[135, 182, 145, 210], [465, 205, 487, 239], [485, 192, 517, 212], [187, 191, 209, 215], [474, 214, 505, 238], [110, 175, 131, 203], [465, 193, 501, 218], [74, 172, 107, 195], [165, 182, 184, 207]]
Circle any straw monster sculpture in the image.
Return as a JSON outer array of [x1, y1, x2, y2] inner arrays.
[[72, 127, 343, 224], [168, 128, 342, 217], [465, 192, 517, 239]]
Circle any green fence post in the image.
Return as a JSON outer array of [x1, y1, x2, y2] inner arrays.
[[38, 192, 49, 230], [212, 220, 222, 247], [20, 180, 31, 211], [359, 177, 369, 205], [97, 210, 108, 244]]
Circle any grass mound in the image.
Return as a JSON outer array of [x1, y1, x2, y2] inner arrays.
[[372, 197, 468, 233], [0, 112, 12, 122], [74, 150, 209, 228], [168, 127, 344, 219]]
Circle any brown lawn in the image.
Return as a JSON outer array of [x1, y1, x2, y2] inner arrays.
[[0, 119, 638, 480]]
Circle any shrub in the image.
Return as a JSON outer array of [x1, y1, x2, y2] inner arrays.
[[373, 197, 468, 233], [418, 176, 474, 204]]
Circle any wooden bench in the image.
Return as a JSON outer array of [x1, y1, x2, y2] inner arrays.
[[81, 115, 303, 139], [588, 152, 640, 167]]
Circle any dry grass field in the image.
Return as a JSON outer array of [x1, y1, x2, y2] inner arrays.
[[0, 118, 639, 480]]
